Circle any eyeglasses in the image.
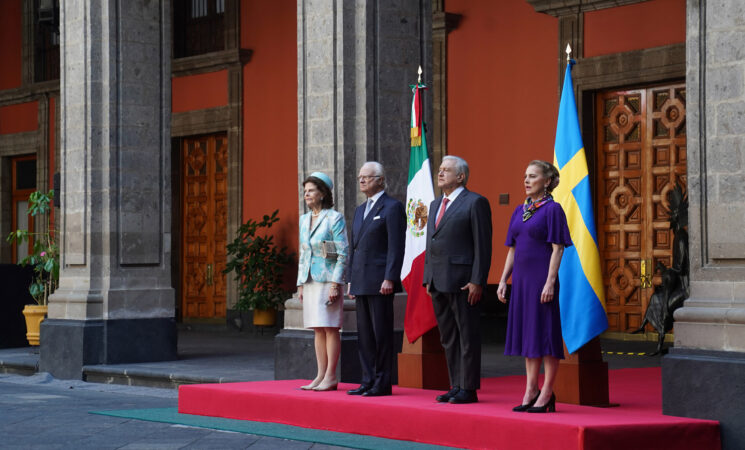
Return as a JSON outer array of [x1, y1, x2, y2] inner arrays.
[[357, 175, 381, 182]]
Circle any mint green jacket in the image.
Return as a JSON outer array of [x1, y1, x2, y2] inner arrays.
[[296, 209, 348, 286]]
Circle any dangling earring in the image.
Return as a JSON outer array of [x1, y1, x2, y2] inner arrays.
[[543, 186, 548, 197]]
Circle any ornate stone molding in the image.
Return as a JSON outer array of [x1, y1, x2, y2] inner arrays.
[[171, 48, 253, 77], [0, 131, 39, 156], [526, 0, 646, 17], [0, 81, 60, 106], [572, 43, 685, 89], [171, 107, 230, 137], [432, 11, 461, 32]]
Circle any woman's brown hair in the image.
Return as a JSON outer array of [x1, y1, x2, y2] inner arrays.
[[303, 176, 334, 209]]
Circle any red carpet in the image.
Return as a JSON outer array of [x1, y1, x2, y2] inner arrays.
[[178, 367, 720, 449]]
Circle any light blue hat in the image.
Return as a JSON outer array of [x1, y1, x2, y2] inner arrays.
[[310, 171, 333, 190]]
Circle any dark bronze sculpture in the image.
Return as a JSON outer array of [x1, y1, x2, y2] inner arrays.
[[633, 182, 689, 355]]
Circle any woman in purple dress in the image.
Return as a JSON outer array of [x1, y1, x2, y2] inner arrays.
[[497, 160, 572, 413]]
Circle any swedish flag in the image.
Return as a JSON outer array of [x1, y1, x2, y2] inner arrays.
[[552, 61, 609, 354]]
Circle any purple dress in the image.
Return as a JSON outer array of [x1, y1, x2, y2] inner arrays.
[[504, 200, 572, 359]]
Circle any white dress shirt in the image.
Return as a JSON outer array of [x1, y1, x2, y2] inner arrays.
[[364, 190, 385, 218], [435, 186, 464, 220]]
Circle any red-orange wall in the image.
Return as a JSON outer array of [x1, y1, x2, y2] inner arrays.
[[241, 0, 298, 262], [0, 0, 22, 90], [447, 0, 558, 282], [0, 101, 38, 134], [584, 0, 686, 57], [446, 0, 686, 283], [172, 70, 229, 113]]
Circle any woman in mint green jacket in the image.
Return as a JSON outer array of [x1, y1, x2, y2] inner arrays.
[[297, 172, 348, 391]]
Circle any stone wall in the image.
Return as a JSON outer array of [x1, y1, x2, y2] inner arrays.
[[297, 0, 432, 218], [41, 0, 176, 379], [52, 0, 173, 321], [663, 2, 745, 449], [674, 0, 745, 352]]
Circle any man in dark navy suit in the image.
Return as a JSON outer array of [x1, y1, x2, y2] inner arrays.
[[423, 155, 492, 404], [347, 161, 406, 397]]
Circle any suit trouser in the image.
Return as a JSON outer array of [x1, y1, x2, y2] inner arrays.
[[355, 294, 394, 389], [431, 289, 481, 390]]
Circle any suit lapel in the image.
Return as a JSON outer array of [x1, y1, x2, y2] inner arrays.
[[309, 209, 328, 237], [352, 204, 365, 246], [430, 196, 443, 237], [357, 194, 386, 244], [432, 190, 469, 236]]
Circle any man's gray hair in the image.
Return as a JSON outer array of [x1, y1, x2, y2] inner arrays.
[[362, 161, 387, 189], [443, 155, 469, 186]]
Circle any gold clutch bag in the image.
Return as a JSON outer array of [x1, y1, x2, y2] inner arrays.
[[320, 240, 338, 260]]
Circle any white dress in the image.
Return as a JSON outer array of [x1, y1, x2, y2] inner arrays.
[[302, 279, 343, 328]]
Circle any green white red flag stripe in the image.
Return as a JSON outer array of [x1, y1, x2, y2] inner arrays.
[[401, 84, 437, 343]]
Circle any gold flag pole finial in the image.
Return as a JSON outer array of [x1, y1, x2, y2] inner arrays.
[[565, 43, 572, 63], [417, 65, 422, 84]]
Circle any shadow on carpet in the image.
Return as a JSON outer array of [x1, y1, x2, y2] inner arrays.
[[90, 407, 456, 450]]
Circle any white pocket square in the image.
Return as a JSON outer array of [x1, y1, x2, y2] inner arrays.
[[373, 215, 381, 220]]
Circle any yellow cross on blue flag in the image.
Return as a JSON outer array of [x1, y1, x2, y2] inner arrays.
[[552, 61, 609, 354]]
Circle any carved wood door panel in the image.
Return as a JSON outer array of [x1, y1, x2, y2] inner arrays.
[[181, 134, 228, 318], [596, 84, 686, 332]]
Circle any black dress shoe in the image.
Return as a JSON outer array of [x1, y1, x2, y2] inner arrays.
[[347, 385, 370, 395], [449, 389, 478, 404], [362, 386, 392, 397], [436, 386, 460, 403]]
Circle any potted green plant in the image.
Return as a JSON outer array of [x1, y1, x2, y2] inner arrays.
[[223, 209, 294, 326], [6, 190, 59, 346]]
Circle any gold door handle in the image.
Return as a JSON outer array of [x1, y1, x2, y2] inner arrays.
[[206, 263, 214, 286], [640, 259, 652, 288]]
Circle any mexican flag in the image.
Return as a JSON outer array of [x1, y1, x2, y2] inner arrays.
[[401, 84, 437, 343]]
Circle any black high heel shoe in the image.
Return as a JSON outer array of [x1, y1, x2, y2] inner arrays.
[[527, 393, 556, 413], [512, 390, 541, 412]]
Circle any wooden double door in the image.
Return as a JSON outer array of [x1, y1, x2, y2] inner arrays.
[[596, 83, 687, 332], [181, 134, 228, 319]]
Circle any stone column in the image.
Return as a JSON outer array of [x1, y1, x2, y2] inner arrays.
[[40, 0, 175, 379], [275, 0, 431, 382], [431, 0, 460, 190], [663, 2, 745, 448]]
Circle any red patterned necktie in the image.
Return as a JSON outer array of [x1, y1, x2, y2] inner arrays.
[[435, 197, 449, 229]]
